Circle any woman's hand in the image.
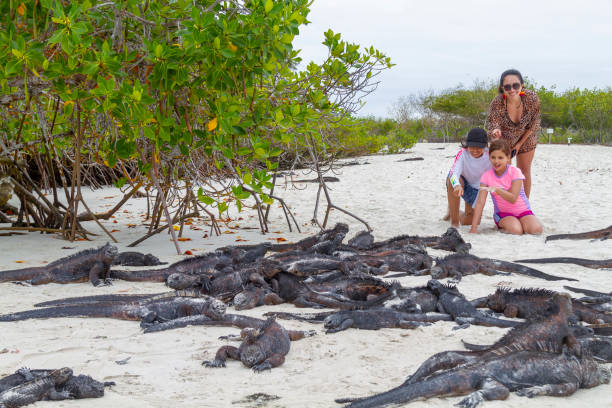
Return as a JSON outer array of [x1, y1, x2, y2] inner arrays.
[[491, 129, 502, 140], [469, 227, 478, 234]]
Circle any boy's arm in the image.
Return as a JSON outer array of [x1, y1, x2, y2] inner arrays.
[[491, 180, 522, 204], [448, 152, 464, 196], [470, 187, 488, 233]]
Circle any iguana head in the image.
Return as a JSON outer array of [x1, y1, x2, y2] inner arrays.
[[234, 287, 261, 311], [552, 292, 573, 317], [485, 288, 509, 312], [50, 367, 73, 385], [103, 244, 119, 262], [240, 343, 265, 367], [580, 358, 611, 388]]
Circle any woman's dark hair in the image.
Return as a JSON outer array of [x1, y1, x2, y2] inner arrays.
[[498, 69, 524, 94], [489, 139, 511, 157]]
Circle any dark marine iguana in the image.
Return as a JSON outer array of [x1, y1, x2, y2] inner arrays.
[[0, 295, 226, 327], [165, 257, 282, 302], [427, 280, 519, 328], [0, 367, 114, 398], [514, 256, 612, 269], [113, 251, 167, 266], [265, 309, 449, 333], [232, 284, 284, 311], [336, 350, 610, 408], [402, 292, 581, 385], [0, 243, 118, 286], [110, 242, 271, 283], [462, 335, 612, 363], [270, 272, 400, 310], [31, 288, 203, 308], [345, 227, 471, 254], [202, 316, 312, 372], [268, 223, 349, 253], [0, 367, 73, 408], [428, 253, 576, 282], [143, 314, 315, 371], [545, 225, 612, 242], [476, 287, 612, 324]]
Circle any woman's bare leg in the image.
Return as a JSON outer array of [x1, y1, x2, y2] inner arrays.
[[516, 149, 535, 198]]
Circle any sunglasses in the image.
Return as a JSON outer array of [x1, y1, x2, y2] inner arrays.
[[503, 83, 522, 92]]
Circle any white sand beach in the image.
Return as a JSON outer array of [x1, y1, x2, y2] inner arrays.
[[0, 143, 611, 407]]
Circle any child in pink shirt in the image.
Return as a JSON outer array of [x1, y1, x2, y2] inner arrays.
[[470, 139, 542, 235]]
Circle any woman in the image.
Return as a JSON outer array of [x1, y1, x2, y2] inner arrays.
[[487, 69, 540, 198]]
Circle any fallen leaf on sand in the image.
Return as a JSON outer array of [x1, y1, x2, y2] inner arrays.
[[111, 229, 120, 233], [184, 250, 194, 255], [177, 237, 192, 241], [268, 237, 287, 243], [223, 231, 235, 234], [127, 224, 137, 228], [113, 220, 118, 224], [15, 260, 24, 263], [235, 238, 248, 242]]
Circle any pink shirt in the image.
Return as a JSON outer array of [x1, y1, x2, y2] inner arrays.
[[480, 165, 531, 215]]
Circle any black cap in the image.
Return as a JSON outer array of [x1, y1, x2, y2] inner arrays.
[[466, 128, 487, 148]]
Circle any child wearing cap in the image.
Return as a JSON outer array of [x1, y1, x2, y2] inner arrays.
[[445, 128, 491, 227]]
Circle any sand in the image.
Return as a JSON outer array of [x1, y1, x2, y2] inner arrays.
[[0, 143, 611, 407]]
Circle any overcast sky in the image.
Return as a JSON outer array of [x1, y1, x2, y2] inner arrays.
[[293, 0, 612, 118]]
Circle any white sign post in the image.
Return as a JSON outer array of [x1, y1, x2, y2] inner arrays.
[[547, 128, 554, 144]]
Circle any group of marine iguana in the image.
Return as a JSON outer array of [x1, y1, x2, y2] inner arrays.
[[0, 223, 611, 407]]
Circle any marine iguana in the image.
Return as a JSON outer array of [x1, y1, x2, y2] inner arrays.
[[477, 287, 612, 324], [202, 316, 307, 372], [0, 243, 118, 286], [546, 225, 612, 242], [109, 251, 232, 282], [0, 295, 226, 327], [143, 314, 315, 371], [31, 289, 203, 308], [233, 284, 284, 311], [266, 309, 449, 333], [564, 285, 611, 297], [403, 292, 581, 384], [335, 350, 610, 408], [514, 256, 612, 269], [110, 242, 271, 283], [462, 335, 612, 363], [349, 227, 471, 254], [268, 223, 349, 253], [165, 258, 279, 301], [429, 253, 575, 282], [270, 272, 399, 310], [113, 251, 167, 266], [427, 280, 519, 328], [0, 367, 73, 407], [0, 368, 114, 398]]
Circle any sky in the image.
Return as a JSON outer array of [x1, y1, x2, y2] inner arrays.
[[293, 0, 612, 118]]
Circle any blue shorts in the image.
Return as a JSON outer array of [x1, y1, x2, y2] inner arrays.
[[460, 176, 479, 207]]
